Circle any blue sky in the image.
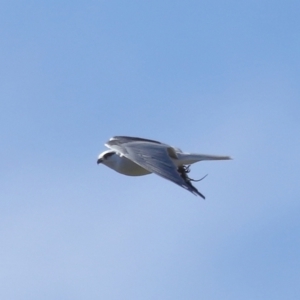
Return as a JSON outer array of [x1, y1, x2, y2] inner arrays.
[[1, 1, 300, 299]]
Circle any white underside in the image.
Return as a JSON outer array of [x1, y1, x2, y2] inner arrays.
[[105, 155, 151, 176]]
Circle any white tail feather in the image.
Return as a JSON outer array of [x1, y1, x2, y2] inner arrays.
[[175, 153, 232, 165]]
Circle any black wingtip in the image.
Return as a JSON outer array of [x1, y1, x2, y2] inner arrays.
[[191, 186, 205, 199], [178, 165, 206, 199], [185, 180, 205, 199], [196, 190, 206, 199]]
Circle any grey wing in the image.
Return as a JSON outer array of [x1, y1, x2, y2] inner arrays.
[[108, 136, 163, 145], [106, 139, 202, 196]]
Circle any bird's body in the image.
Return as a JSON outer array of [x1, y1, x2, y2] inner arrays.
[[101, 152, 151, 176], [97, 136, 231, 198]]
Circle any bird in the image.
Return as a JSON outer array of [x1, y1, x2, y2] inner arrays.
[[97, 136, 231, 199]]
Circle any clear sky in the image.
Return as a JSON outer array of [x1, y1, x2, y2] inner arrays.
[[1, 1, 300, 299]]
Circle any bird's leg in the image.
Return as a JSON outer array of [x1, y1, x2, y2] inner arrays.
[[177, 165, 206, 199], [177, 165, 189, 181]]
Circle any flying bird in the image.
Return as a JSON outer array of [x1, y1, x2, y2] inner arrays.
[[97, 136, 231, 199]]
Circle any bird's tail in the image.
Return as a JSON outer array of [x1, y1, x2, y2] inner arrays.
[[176, 153, 232, 165]]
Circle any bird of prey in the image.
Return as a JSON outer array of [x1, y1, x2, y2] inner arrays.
[[97, 136, 231, 199]]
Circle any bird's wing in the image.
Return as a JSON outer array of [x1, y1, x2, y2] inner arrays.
[[108, 136, 163, 145], [105, 137, 204, 197]]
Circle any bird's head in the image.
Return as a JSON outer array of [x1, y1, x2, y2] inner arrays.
[[97, 150, 116, 165]]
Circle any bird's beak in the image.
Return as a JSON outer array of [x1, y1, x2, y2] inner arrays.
[[97, 158, 103, 164]]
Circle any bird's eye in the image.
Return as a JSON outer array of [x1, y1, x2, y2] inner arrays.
[[103, 152, 114, 159]]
